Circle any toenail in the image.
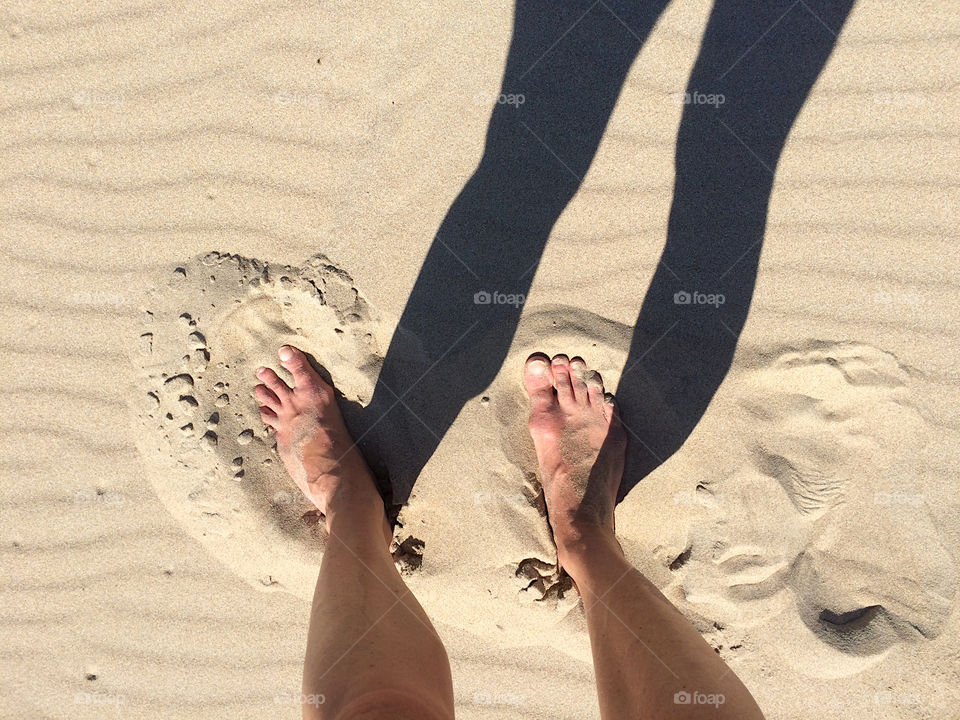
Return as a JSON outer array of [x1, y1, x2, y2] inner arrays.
[[278, 346, 293, 361], [527, 358, 548, 374], [256, 367, 267, 375]]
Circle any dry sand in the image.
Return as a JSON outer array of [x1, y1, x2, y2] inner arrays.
[[2, 1, 959, 718]]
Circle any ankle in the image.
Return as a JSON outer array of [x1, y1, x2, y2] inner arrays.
[[323, 482, 390, 541], [553, 521, 621, 578], [326, 503, 392, 547]]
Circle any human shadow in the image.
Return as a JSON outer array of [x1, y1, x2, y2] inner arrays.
[[356, 0, 856, 507]]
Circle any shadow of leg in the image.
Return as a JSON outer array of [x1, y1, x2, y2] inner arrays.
[[361, 0, 668, 504], [617, 0, 856, 500]]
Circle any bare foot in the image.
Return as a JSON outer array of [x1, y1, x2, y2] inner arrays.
[[254, 346, 387, 538], [523, 353, 626, 573]]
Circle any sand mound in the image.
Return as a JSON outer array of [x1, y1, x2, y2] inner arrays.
[[132, 251, 392, 592], [623, 340, 956, 677], [131, 262, 955, 679]]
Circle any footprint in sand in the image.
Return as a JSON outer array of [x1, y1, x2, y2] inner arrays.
[[490, 307, 955, 674], [662, 341, 956, 676], [131, 251, 391, 594]]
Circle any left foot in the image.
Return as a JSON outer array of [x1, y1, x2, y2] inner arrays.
[[254, 346, 385, 532]]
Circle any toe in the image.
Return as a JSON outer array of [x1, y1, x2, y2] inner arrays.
[[585, 369, 605, 407], [569, 356, 589, 404], [254, 383, 281, 410], [551, 354, 574, 405], [259, 405, 279, 428], [278, 345, 319, 388], [256, 366, 292, 400], [602, 392, 618, 424], [524, 353, 556, 412]]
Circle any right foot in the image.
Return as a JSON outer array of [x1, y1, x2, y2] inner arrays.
[[254, 346, 387, 537], [523, 353, 627, 572]]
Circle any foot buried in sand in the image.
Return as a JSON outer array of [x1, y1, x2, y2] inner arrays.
[[522, 352, 626, 576], [254, 345, 387, 538]]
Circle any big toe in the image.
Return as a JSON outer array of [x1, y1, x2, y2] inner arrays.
[[524, 353, 556, 409], [278, 345, 319, 387]]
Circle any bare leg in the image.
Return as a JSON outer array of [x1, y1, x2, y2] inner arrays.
[[255, 346, 454, 720], [523, 353, 765, 720]]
